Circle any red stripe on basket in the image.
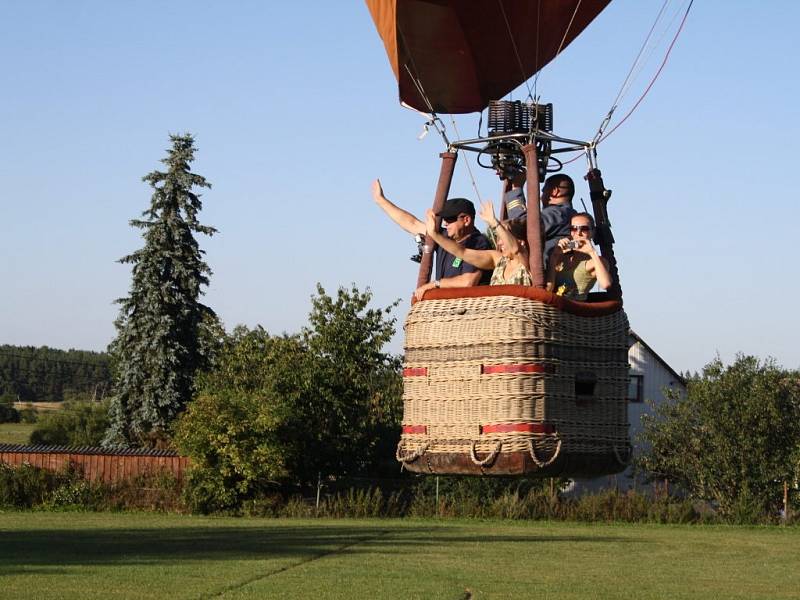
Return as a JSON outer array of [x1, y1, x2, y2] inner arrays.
[[480, 423, 556, 434], [481, 363, 553, 375], [403, 367, 428, 377], [402, 425, 427, 434]]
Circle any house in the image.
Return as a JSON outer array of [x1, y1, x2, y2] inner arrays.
[[569, 329, 687, 494]]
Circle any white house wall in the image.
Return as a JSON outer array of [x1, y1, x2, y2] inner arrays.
[[628, 338, 684, 447], [569, 335, 686, 495]]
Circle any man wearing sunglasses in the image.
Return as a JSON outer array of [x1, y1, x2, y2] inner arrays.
[[540, 174, 577, 269], [372, 179, 491, 300]]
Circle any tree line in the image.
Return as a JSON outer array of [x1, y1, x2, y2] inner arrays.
[[0, 345, 111, 403]]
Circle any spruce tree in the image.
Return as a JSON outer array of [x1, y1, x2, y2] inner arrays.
[[104, 134, 217, 447]]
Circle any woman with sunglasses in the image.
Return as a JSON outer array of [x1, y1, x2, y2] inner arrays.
[[424, 200, 533, 287], [547, 212, 612, 301]]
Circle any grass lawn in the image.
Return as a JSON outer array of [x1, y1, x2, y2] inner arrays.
[[0, 422, 35, 445], [1, 512, 798, 599]]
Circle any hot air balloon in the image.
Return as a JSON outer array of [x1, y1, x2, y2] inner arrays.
[[367, 0, 642, 477]]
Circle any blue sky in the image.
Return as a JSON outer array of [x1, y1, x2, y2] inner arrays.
[[1, 1, 798, 373]]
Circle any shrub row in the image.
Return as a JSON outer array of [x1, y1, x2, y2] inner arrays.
[[1, 464, 796, 525], [244, 486, 720, 524], [0, 463, 182, 512]]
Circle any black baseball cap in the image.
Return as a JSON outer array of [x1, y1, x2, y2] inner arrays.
[[436, 197, 476, 219]]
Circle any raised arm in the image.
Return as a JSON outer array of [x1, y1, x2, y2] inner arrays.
[[578, 239, 613, 290], [424, 209, 497, 271], [546, 243, 565, 292], [371, 179, 425, 236], [478, 200, 526, 261]]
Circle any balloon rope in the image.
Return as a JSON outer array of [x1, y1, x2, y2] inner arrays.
[[592, 0, 685, 148], [396, 21, 437, 116], [596, 0, 693, 144], [532, 0, 541, 100], [448, 115, 482, 203], [497, 0, 534, 102], [608, 0, 671, 115], [618, 0, 688, 111], [553, 0, 583, 61], [560, 0, 693, 167], [533, 0, 582, 96]]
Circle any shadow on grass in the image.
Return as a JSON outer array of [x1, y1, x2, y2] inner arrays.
[[0, 524, 636, 572]]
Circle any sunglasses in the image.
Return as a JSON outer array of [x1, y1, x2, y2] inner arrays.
[[570, 225, 592, 233], [442, 214, 465, 224]]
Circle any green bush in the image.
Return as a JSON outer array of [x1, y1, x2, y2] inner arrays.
[[0, 402, 20, 424], [0, 463, 68, 508], [321, 488, 394, 518], [17, 407, 38, 423], [29, 401, 110, 446], [0, 462, 184, 511], [242, 493, 286, 517], [181, 466, 246, 514], [639, 356, 800, 519], [279, 495, 315, 518], [177, 286, 403, 514], [45, 479, 101, 510], [101, 470, 184, 512]]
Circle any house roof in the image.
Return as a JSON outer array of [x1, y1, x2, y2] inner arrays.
[[629, 329, 687, 387]]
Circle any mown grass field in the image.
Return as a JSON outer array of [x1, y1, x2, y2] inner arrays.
[[0, 422, 35, 445], [1, 512, 798, 599]]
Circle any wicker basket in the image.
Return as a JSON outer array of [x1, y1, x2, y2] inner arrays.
[[397, 286, 630, 476]]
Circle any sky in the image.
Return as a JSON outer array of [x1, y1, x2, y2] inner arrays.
[[1, 1, 798, 374]]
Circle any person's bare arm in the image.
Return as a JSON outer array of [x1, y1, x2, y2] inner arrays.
[[575, 240, 612, 290], [424, 209, 498, 270], [441, 271, 482, 288], [478, 200, 524, 259], [546, 244, 565, 292], [372, 179, 425, 236], [414, 271, 483, 301]]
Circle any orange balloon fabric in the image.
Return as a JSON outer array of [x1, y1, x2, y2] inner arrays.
[[366, 0, 611, 114]]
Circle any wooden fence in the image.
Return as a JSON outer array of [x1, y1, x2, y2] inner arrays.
[[0, 444, 189, 482]]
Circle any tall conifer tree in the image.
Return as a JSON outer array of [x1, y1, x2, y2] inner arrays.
[[104, 134, 217, 447]]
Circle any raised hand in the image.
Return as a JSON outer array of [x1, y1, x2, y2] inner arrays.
[[557, 237, 574, 253], [371, 179, 384, 202], [424, 208, 437, 235], [573, 238, 596, 255], [478, 200, 498, 227]]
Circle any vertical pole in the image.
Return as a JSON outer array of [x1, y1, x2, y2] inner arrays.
[[522, 144, 545, 287], [417, 151, 458, 289], [316, 472, 322, 514], [783, 481, 789, 523], [500, 178, 511, 221], [435, 476, 440, 517], [585, 168, 622, 300]]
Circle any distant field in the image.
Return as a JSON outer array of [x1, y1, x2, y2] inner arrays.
[[1, 513, 798, 599], [0, 423, 35, 445], [13, 401, 63, 412]]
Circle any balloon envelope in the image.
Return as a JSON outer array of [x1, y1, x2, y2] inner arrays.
[[367, 0, 611, 114]]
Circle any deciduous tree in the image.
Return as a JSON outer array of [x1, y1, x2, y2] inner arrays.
[[174, 285, 402, 512], [638, 355, 800, 519]]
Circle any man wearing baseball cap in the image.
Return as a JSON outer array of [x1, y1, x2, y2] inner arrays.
[[372, 179, 491, 299]]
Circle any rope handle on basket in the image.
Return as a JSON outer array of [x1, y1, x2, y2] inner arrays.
[[528, 436, 562, 468], [396, 440, 429, 463], [469, 440, 502, 467], [613, 443, 632, 466]]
